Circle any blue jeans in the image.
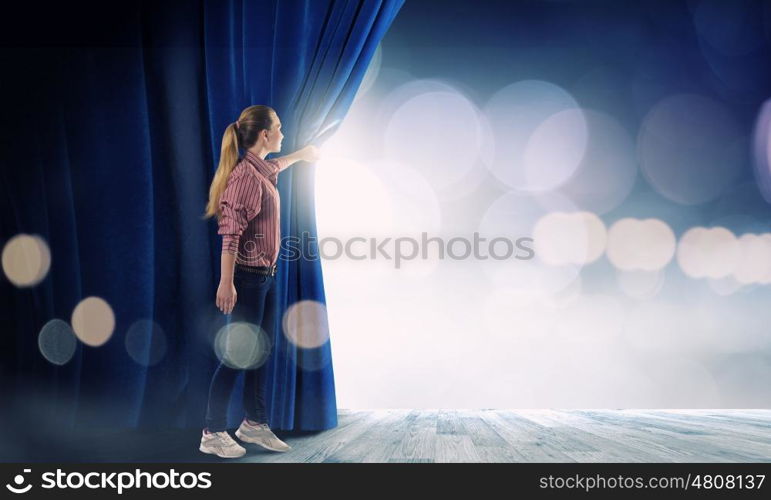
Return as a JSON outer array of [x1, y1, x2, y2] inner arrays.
[[204, 266, 276, 432]]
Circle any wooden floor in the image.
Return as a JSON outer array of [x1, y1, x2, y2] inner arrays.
[[235, 409, 771, 463], [6, 409, 771, 462]]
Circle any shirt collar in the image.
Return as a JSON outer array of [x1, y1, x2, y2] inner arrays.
[[243, 150, 278, 179]]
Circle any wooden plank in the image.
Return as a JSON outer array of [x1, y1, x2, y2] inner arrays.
[[436, 409, 466, 435], [457, 412, 508, 447], [476, 411, 575, 462], [322, 409, 412, 462], [475, 444, 529, 463], [496, 411, 597, 454], [389, 410, 437, 462], [435, 434, 481, 462]]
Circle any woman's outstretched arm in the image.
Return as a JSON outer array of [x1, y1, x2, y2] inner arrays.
[[272, 145, 321, 173]]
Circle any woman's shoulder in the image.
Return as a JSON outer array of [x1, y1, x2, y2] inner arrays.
[[228, 160, 264, 187], [227, 159, 249, 180]]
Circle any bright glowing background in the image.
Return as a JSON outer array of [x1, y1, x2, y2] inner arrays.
[[309, 32, 771, 409]]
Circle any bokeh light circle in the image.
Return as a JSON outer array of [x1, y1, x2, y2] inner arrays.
[[555, 110, 638, 214], [214, 321, 271, 370], [71, 296, 115, 347], [125, 319, 168, 366], [522, 108, 588, 191], [606, 218, 676, 271], [282, 300, 330, 349], [384, 86, 483, 189], [2, 234, 51, 287], [532, 211, 607, 266], [676, 226, 739, 279], [38, 319, 77, 365], [638, 94, 744, 205], [482, 80, 585, 191], [732, 233, 771, 284]]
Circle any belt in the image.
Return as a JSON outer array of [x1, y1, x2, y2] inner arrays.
[[235, 263, 277, 276]]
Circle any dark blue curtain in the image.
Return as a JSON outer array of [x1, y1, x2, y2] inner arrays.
[[0, 0, 404, 435]]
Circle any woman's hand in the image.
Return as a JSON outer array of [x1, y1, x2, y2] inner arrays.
[[277, 145, 321, 170], [300, 144, 321, 163], [216, 280, 237, 314]]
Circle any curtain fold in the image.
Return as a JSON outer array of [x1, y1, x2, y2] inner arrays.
[[0, 0, 405, 436]]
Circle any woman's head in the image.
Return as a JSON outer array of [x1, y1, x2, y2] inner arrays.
[[235, 105, 284, 154], [202, 105, 283, 220]]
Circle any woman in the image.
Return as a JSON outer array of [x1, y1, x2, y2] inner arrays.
[[200, 105, 320, 458]]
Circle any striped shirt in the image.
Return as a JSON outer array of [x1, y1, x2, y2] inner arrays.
[[217, 150, 288, 267]]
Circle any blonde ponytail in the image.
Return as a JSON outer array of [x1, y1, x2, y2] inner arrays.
[[202, 122, 241, 221]]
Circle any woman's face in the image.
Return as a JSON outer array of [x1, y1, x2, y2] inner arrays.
[[264, 113, 284, 153]]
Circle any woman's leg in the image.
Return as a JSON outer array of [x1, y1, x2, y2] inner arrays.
[[242, 274, 276, 425], [204, 362, 242, 432], [204, 269, 269, 432]]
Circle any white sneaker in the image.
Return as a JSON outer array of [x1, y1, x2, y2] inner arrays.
[[199, 429, 247, 458], [235, 419, 292, 452]]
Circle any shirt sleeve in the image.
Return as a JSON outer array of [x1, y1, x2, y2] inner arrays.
[[217, 173, 263, 255], [263, 157, 287, 187], [266, 157, 289, 174]]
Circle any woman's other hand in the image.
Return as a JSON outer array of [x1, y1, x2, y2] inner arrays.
[[216, 280, 237, 314]]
